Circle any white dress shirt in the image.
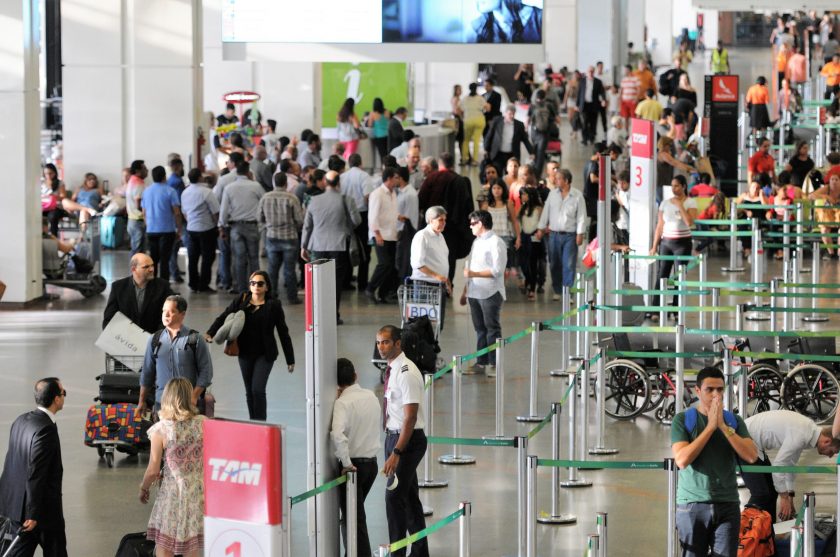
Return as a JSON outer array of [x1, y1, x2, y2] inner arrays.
[[537, 187, 587, 234], [37, 406, 57, 424], [410, 226, 449, 280], [385, 352, 426, 431], [500, 121, 515, 153], [584, 77, 594, 103], [368, 184, 399, 242], [465, 229, 507, 300], [340, 166, 372, 212], [745, 410, 822, 494], [330, 384, 382, 468]]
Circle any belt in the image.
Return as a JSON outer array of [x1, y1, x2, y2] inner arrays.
[[385, 428, 424, 435], [551, 230, 576, 234], [229, 220, 257, 225], [351, 457, 377, 463]]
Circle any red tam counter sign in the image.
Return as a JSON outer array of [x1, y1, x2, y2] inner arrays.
[[711, 76, 738, 103]]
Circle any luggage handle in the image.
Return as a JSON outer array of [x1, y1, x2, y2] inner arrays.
[[1, 528, 24, 557]]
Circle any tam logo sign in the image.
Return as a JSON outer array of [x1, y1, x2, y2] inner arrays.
[[208, 458, 263, 486], [632, 133, 648, 145]]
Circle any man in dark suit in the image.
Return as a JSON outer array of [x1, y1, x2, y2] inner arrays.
[[577, 66, 606, 145], [0, 378, 67, 557], [482, 79, 502, 134], [418, 153, 475, 282], [484, 105, 534, 175], [103, 253, 175, 333], [387, 107, 408, 153]]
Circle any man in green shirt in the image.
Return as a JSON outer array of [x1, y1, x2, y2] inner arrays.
[[671, 367, 758, 557]]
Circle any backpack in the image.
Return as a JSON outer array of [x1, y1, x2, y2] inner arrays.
[[658, 69, 679, 97], [533, 104, 551, 133], [683, 406, 739, 435], [151, 329, 201, 360], [737, 505, 775, 557], [400, 316, 440, 373]]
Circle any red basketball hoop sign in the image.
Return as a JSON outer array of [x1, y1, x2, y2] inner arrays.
[[223, 91, 261, 104]]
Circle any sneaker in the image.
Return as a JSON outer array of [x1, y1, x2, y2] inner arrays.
[[537, 286, 545, 293], [552, 293, 561, 301], [485, 365, 496, 378]]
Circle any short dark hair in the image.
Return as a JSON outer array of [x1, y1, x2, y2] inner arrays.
[[279, 159, 293, 174], [226, 102, 235, 111], [130, 160, 145, 176], [608, 143, 623, 155], [382, 155, 398, 168], [536, 89, 546, 101], [267, 119, 277, 132], [236, 160, 250, 175], [382, 166, 400, 182], [273, 172, 288, 189], [337, 358, 356, 387], [559, 168, 573, 184], [151, 166, 166, 183], [229, 151, 245, 165], [308, 134, 320, 145], [378, 324, 402, 342], [34, 377, 62, 407], [165, 294, 188, 313], [348, 153, 362, 168], [469, 210, 493, 229], [327, 155, 346, 172], [646, 88, 655, 98], [402, 129, 416, 143], [618, 170, 631, 182], [672, 174, 687, 188], [696, 366, 724, 388], [484, 78, 495, 86], [438, 152, 455, 169], [169, 158, 183, 169], [187, 168, 203, 184], [394, 107, 408, 116], [397, 166, 410, 183], [698, 172, 711, 184]]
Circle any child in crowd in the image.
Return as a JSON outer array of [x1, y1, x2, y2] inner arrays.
[[689, 173, 720, 198]]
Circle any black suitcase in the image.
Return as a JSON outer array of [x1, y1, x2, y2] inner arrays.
[[96, 372, 143, 405], [115, 532, 154, 557]]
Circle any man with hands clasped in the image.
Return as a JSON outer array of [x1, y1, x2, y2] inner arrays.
[[671, 367, 758, 557]]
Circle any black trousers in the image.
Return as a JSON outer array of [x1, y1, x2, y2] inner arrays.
[[652, 237, 693, 307], [311, 250, 348, 318], [338, 458, 378, 557], [385, 430, 428, 557], [492, 151, 514, 177], [354, 212, 371, 290], [372, 138, 388, 168], [532, 132, 549, 177], [147, 232, 176, 281], [237, 354, 273, 421], [396, 223, 416, 282], [368, 241, 397, 299], [6, 521, 67, 557], [740, 455, 778, 520], [581, 104, 599, 143], [187, 228, 217, 291]]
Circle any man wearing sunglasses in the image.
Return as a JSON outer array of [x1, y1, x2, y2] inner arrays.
[[0, 378, 68, 556]]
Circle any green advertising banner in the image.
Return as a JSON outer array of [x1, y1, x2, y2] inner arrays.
[[321, 63, 410, 128]]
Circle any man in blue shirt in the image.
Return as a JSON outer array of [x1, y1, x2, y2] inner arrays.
[[166, 158, 187, 283], [181, 168, 220, 293], [138, 295, 213, 415], [141, 166, 182, 281]]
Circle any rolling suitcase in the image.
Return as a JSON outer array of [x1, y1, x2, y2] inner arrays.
[[100, 215, 127, 249], [0, 516, 21, 557], [85, 403, 151, 467], [96, 372, 144, 405], [115, 532, 155, 557]]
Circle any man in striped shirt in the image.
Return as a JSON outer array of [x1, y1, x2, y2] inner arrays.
[[257, 172, 304, 303], [618, 65, 639, 125]]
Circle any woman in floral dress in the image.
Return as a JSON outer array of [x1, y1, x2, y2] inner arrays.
[[139, 378, 205, 556]]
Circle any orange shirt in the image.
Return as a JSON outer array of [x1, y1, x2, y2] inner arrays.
[[776, 50, 790, 72], [821, 62, 840, 87], [633, 69, 657, 100], [748, 151, 775, 176], [746, 84, 769, 105]]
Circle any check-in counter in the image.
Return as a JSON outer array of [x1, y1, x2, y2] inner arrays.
[[321, 125, 455, 171]]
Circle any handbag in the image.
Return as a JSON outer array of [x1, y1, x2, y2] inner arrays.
[[355, 127, 368, 140], [223, 338, 239, 356]]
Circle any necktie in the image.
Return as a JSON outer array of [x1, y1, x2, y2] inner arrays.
[[382, 365, 391, 430]]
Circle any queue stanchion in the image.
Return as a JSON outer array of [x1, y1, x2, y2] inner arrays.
[[791, 245, 801, 318], [698, 254, 707, 330], [586, 534, 600, 557], [666, 458, 677, 557], [570, 273, 586, 366], [722, 202, 745, 272], [723, 343, 734, 413], [526, 455, 538, 557], [551, 287, 572, 377], [735, 303, 744, 335], [677, 267, 687, 327], [515, 436, 529, 557], [804, 492, 816, 557], [746, 220, 769, 321], [596, 513, 608, 557], [769, 278, 779, 335], [378, 544, 390, 556], [590, 346, 618, 455], [459, 501, 471, 557], [659, 278, 669, 324], [284, 497, 293, 557], [517, 323, 545, 423], [711, 288, 721, 330], [439, 356, 476, 465], [580, 306, 592, 459], [738, 350, 748, 416], [419, 374, 448, 489], [612, 252, 623, 327], [803, 238, 828, 322], [538, 402, 576, 524], [486, 338, 507, 439], [792, 526, 803, 556], [560, 371, 591, 488], [347, 470, 358, 557], [675, 325, 686, 414], [797, 203, 811, 273], [782, 260, 792, 332]]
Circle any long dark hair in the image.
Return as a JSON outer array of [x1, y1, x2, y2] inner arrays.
[[338, 98, 355, 122], [519, 186, 542, 217], [248, 270, 272, 296], [372, 97, 385, 114], [488, 180, 509, 207]]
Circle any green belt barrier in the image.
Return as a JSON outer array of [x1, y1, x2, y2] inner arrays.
[[389, 507, 465, 552], [538, 458, 663, 469], [733, 290, 840, 299], [544, 325, 677, 334], [542, 304, 586, 327], [427, 436, 516, 447], [607, 350, 719, 359], [767, 221, 840, 227], [781, 282, 840, 289], [674, 280, 767, 289], [624, 254, 698, 261], [733, 351, 840, 364], [763, 242, 804, 249], [746, 305, 840, 314], [584, 266, 597, 277], [739, 464, 836, 474], [691, 230, 753, 237], [737, 203, 794, 210], [684, 258, 701, 272], [504, 326, 535, 344], [688, 328, 840, 338], [612, 289, 711, 296], [460, 342, 500, 364], [802, 99, 833, 107], [768, 231, 840, 238], [290, 474, 347, 506], [527, 407, 555, 439], [596, 304, 736, 313], [429, 361, 455, 383], [771, 144, 795, 148], [694, 219, 753, 225]]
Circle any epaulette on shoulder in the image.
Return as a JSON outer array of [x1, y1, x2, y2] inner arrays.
[[401, 364, 410, 373]]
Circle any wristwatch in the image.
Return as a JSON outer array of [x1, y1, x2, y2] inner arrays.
[[393, 447, 404, 456], [724, 426, 735, 438]]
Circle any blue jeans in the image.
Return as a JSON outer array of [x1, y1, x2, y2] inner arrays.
[[266, 237, 299, 301], [127, 219, 146, 256], [676, 502, 740, 557], [217, 227, 232, 289], [468, 291, 503, 366], [230, 222, 260, 292], [547, 231, 577, 293]]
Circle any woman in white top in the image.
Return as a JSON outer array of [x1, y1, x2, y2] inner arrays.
[[487, 180, 521, 275], [649, 175, 697, 316], [460, 82, 487, 166]]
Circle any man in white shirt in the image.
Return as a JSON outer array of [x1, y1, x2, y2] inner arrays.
[[535, 169, 586, 300], [744, 410, 840, 521], [366, 167, 400, 303], [331, 358, 381, 557], [342, 154, 374, 291], [376, 325, 428, 557], [460, 210, 507, 376]]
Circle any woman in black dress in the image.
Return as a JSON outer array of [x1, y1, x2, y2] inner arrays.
[[206, 270, 295, 421], [785, 141, 816, 187]]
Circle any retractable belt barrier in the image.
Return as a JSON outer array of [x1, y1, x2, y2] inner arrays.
[[378, 502, 471, 556]]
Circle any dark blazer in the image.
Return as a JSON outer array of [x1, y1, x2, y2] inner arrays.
[[418, 170, 475, 260], [484, 116, 534, 161], [387, 117, 405, 153], [483, 90, 502, 123], [103, 277, 175, 333], [576, 76, 606, 111], [0, 410, 64, 529], [207, 294, 295, 364]]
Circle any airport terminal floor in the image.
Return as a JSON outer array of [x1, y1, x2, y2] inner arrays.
[[3, 46, 840, 556]]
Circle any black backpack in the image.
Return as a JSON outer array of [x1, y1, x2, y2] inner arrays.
[[400, 316, 440, 373], [150, 329, 201, 360]]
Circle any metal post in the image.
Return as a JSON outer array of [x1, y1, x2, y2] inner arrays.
[[666, 458, 677, 557], [570, 273, 585, 365], [561, 371, 591, 488], [590, 347, 618, 455], [659, 277, 669, 324], [782, 260, 792, 332], [791, 243, 800, 318], [526, 455, 538, 557], [586, 535, 600, 557], [516, 436, 528, 557], [677, 267, 687, 327], [723, 345, 734, 412], [797, 203, 811, 273], [420, 375, 448, 489], [538, 402, 576, 524], [518, 323, 544, 422], [675, 325, 685, 414], [698, 254, 707, 330], [596, 513, 608, 557], [284, 497, 293, 557], [804, 492, 816, 557], [439, 356, 476, 465], [489, 338, 506, 438], [804, 239, 828, 322], [459, 501, 471, 557], [769, 279, 777, 334], [378, 544, 390, 557], [552, 288, 571, 377], [347, 470, 358, 557], [792, 526, 803, 557], [613, 251, 623, 328], [711, 288, 721, 330], [596, 154, 613, 331], [722, 201, 744, 272], [738, 349, 748, 417], [746, 219, 770, 321], [580, 313, 591, 460]]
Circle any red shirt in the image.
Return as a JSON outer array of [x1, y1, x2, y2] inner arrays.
[[748, 151, 775, 175], [826, 165, 840, 183], [690, 183, 720, 198]]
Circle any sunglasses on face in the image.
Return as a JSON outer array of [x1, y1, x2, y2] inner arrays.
[[59, 390, 67, 398], [250, 280, 266, 287]]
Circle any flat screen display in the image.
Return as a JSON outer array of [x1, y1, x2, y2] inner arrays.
[[222, 0, 543, 44]]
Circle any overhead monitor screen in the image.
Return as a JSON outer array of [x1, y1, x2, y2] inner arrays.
[[222, 0, 544, 44]]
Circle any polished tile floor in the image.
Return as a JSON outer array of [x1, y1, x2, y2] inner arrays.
[[3, 46, 838, 556]]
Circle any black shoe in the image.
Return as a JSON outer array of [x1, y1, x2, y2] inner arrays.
[[201, 287, 217, 294], [537, 286, 545, 293], [337, 318, 344, 325], [364, 289, 378, 303], [170, 276, 185, 284], [287, 297, 302, 305]]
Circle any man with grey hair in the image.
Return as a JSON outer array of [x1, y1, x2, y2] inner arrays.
[[138, 294, 213, 416], [250, 144, 274, 192], [484, 104, 533, 175]]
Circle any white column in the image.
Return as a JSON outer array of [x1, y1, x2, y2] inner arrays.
[[645, 0, 673, 67], [544, 0, 577, 69], [626, 0, 646, 61], [63, 0, 202, 187], [576, 0, 617, 72], [0, 0, 43, 303]]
